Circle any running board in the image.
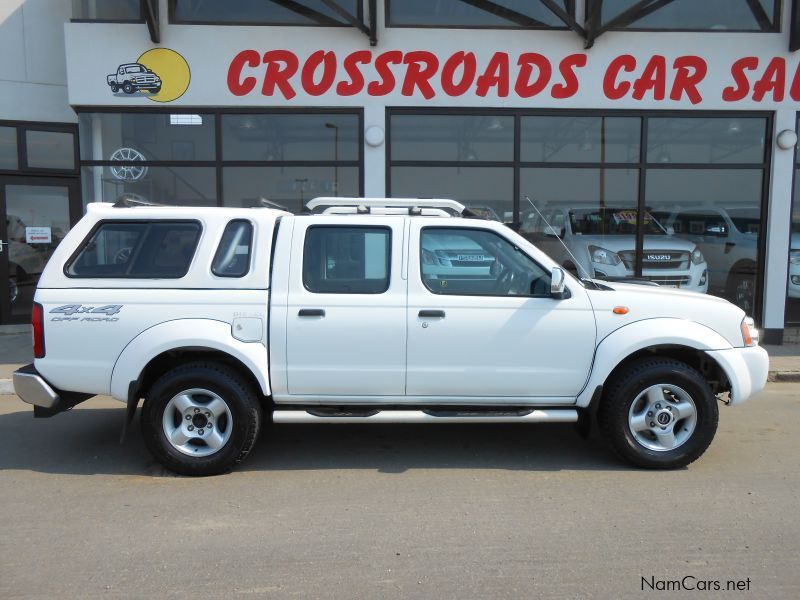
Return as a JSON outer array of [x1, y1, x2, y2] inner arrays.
[[272, 409, 578, 424]]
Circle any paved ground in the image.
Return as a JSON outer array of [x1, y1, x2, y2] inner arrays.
[[1, 384, 798, 599]]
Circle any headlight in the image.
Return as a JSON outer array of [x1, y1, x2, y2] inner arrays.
[[790, 250, 800, 265], [691, 249, 705, 265], [588, 245, 622, 266], [741, 316, 759, 347]]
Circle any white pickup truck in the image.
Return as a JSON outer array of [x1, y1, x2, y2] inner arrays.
[[13, 198, 768, 476]]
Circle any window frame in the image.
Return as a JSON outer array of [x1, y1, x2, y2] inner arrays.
[[302, 224, 393, 295], [64, 219, 203, 279], [75, 106, 364, 209], [211, 219, 254, 278], [0, 120, 79, 178], [168, 0, 363, 26], [589, 0, 782, 34], [70, 0, 146, 23], [385, 0, 575, 30], [419, 225, 553, 298]]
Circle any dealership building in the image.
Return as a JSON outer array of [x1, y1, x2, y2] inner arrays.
[[1, 0, 800, 342]]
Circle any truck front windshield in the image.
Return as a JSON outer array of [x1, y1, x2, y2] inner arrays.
[[126, 65, 145, 73], [569, 208, 666, 235]]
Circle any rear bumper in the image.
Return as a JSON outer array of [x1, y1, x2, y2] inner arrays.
[[13, 364, 58, 408], [705, 345, 769, 406], [13, 364, 92, 417]]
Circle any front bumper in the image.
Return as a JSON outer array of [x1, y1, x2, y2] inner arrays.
[[705, 345, 769, 406], [13, 364, 92, 417]]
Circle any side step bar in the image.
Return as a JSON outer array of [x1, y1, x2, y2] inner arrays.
[[273, 409, 578, 424]]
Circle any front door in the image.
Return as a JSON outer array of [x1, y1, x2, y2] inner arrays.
[[406, 223, 597, 401], [0, 177, 80, 323]]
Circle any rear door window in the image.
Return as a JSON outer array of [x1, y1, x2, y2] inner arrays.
[[303, 226, 391, 294], [66, 221, 201, 278]]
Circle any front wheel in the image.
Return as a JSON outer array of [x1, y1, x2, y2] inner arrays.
[[122, 82, 134, 94], [598, 357, 719, 469], [141, 362, 262, 476]]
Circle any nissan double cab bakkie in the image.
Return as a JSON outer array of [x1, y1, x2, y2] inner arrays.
[[13, 197, 769, 476]]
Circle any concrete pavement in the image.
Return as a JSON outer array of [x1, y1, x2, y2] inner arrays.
[[1, 383, 799, 598]]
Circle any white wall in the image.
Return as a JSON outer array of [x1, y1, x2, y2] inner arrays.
[[0, 0, 75, 123]]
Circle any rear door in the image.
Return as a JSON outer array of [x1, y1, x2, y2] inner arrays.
[[284, 216, 407, 396]]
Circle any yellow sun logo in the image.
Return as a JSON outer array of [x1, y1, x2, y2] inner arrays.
[[137, 48, 191, 103]]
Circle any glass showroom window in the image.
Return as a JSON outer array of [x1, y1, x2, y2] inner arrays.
[[644, 117, 768, 315], [79, 110, 362, 210], [591, 0, 780, 32], [786, 121, 800, 325], [79, 112, 217, 207], [221, 112, 361, 211], [390, 113, 515, 222], [170, 0, 360, 25], [388, 110, 769, 316], [387, 0, 573, 28], [72, 0, 142, 21]]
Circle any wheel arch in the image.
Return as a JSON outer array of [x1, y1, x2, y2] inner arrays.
[[110, 319, 270, 403], [576, 319, 734, 408]]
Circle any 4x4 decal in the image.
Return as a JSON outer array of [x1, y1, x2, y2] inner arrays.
[[50, 305, 122, 322]]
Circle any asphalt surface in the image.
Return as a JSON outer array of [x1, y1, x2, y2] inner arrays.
[[0, 384, 799, 599]]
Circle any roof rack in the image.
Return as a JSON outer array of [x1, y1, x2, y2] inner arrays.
[[307, 197, 466, 217], [112, 195, 166, 209]]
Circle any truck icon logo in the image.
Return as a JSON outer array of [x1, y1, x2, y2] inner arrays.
[[106, 48, 191, 103], [108, 63, 162, 95]]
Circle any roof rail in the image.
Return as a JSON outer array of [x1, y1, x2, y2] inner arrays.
[[307, 197, 466, 216]]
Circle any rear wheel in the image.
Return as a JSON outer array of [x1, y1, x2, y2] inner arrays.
[[598, 357, 718, 469], [141, 362, 262, 476], [110, 83, 119, 93]]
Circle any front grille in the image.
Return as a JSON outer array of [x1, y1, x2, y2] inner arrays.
[[645, 276, 691, 286], [620, 250, 689, 270]]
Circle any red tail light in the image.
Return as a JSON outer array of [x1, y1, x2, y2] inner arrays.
[[32, 302, 45, 358]]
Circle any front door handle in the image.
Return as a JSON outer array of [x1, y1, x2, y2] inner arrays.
[[419, 310, 445, 318], [298, 309, 325, 317]]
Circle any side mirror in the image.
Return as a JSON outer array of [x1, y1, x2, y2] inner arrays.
[[550, 267, 568, 299], [666, 226, 675, 236], [545, 225, 564, 238]]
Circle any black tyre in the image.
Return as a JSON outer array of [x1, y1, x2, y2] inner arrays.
[[727, 271, 756, 314], [151, 86, 161, 94], [110, 83, 119, 93], [122, 82, 134, 94], [141, 361, 262, 476], [598, 357, 719, 469]]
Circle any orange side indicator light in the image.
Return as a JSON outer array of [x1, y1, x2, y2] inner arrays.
[[613, 306, 629, 315]]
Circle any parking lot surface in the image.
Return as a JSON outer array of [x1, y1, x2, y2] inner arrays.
[[1, 383, 799, 599]]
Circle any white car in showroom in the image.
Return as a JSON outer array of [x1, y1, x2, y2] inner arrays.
[[790, 232, 800, 299], [654, 206, 759, 312], [521, 205, 708, 292]]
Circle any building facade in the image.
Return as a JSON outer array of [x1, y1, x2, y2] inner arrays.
[[1, 0, 800, 343]]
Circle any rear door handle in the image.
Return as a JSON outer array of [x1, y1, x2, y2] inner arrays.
[[418, 310, 445, 318], [298, 309, 325, 317]]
